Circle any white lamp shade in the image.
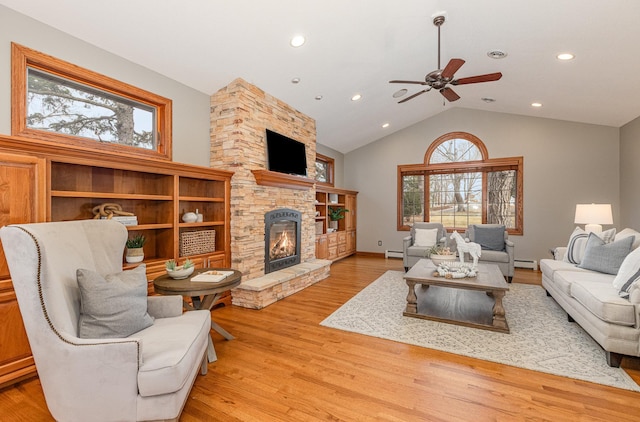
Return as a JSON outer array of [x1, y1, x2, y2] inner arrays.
[[574, 204, 613, 233], [574, 204, 613, 224]]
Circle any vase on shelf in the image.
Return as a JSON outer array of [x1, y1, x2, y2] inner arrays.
[[125, 247, 144, 263]]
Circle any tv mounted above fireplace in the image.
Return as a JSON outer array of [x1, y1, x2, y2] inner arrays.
[[265, 129, 308, 177]]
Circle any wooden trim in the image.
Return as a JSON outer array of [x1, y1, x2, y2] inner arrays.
[[251, 170, 315, 190], [11, 43, 173, 161], [424, 131, 489, 164], [315, 152, 335, 187]]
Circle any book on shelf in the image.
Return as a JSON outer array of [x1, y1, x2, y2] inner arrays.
[[101, 215, 138, 226]]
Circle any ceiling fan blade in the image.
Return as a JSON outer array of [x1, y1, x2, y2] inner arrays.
[[441, 58, 465, 79], [440, 87, 460, 102], [389, 80, 427, 85], [398, 89, 430, 103], [452, 72, 503, 85]]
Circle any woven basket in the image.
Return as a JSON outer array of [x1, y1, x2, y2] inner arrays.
[[180, 230, 215, 256]]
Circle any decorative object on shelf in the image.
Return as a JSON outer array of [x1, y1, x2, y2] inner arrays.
[[182, 212, 198, 223], [180, 230, 216, 256], [195, 208, 203, 223], [165, 258, 195, 279], [92, 202, 135, 219], [428, 245, 457, 266], [315, 221, 324, 236], [125, 234, 146, 263], [450, 230, 481, 269], [432, 261, 478, 278], [328, 207, 349, 230]]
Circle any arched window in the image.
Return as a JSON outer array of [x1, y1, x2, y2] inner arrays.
[[398, 132, 523, 234]]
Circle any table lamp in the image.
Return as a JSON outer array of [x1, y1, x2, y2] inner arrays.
[[574, 204, 613, 234]]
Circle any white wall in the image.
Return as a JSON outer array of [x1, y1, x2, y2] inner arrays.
[[620, 115, 640, 229], [0, 6, 211, 167], [345, 107, 620, 264]]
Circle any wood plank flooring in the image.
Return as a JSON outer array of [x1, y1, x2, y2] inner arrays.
[[2, 255, 640, 421]]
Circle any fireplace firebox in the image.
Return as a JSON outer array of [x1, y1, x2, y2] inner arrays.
[[264, 208, 301, 274]]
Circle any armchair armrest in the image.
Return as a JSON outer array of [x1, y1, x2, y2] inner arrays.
[[147, 295, 183, 318], [403, 235, 412, 250]]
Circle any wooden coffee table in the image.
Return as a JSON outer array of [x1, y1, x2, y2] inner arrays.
[[403, 259, 510, 333]]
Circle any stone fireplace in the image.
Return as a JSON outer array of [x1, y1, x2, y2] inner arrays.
[[209, 78, 330, 309], [264, 208, 301, 273]]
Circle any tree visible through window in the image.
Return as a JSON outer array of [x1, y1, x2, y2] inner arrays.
[[398, 132, 523, 234], [11, 43, 172, 160]]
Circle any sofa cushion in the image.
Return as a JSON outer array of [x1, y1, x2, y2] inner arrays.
[[613, 246, 640, 298], [578, 233, 633, 275], [570, 278, 636, 327], [406, 245, 432, 258], [414, 228, 438, 247], [540, 258, 590, 279], [76, 264, 154, 339], [474, 249, 509, 263], [473, 225, 505, 251], [136, 309, 210, 397], [615, 228, 640, 250], [564, 227, 616, 264]]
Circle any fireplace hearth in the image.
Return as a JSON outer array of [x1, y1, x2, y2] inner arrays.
[[264, 208, 301, 274]]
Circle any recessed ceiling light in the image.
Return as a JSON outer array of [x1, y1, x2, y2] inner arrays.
[[290, 35, 305, 47], [315, 95, 323, 100], [531, 102, 543, 107], [382, 123, 390, 128], [557, 53, 575, 61], [481, 97, 496, 103], [392, 89, 408, 98], [487, 50, 508, 59], [291, 77, 300, 84], [351, 94, 362, 101]]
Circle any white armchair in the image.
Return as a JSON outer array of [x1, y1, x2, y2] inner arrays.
[[0, 220, 211, 422], [464, 224, 515, 282], [403, 222, 447, 271]]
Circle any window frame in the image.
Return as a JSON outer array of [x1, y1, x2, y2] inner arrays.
[[397, 132, 523, 234], [315, 152, 335, 187], [11, 43, 172, 160]]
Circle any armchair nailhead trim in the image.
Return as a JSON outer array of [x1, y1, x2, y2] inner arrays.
[[15, 226, 142, 368]]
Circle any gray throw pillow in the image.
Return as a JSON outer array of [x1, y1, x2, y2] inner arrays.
[[76, 264, 154, 338], [578, 233, 633, 275], [473, 225, 506, 251]]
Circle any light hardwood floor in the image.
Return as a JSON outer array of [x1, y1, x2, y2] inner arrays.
[[2, 255, 640, 421]]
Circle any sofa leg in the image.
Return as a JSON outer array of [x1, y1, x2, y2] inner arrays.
[[404, 267, 409, 272], [606, 351, 623, 368], [505, 276, 512, 283], [567, 314, 575, 323], [545, 290, 551, 297]]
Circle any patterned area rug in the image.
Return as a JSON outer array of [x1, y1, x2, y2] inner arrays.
[[320, 270, 640, 391]]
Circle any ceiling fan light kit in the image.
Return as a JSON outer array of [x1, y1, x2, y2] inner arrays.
[[389, 15, 503, 104]]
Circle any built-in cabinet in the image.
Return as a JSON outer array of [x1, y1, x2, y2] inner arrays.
[[315, 187, 357, 261], [0, 135, 233, 388]]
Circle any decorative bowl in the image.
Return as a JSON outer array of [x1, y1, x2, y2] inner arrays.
[[167, 266, 195, 279], [430, 254, 458, 267], [182, 212, 198, 223]]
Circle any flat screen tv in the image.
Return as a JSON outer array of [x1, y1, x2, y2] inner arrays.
[[265, 129, 308, 177]]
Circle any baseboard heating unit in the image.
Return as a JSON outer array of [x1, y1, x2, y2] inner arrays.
[[514, 259, 538, 271], [385, 250, 403, 259]]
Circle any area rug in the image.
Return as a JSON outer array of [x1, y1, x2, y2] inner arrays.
[[320, 270, 640, 391]]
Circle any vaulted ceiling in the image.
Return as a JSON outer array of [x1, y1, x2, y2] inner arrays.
[[3, 0, 639, 153]]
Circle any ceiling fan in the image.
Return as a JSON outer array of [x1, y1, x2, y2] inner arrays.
[[389, 15, 502, 104]]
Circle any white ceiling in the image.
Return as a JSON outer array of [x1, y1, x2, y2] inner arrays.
[[3, 0, 640, 153]]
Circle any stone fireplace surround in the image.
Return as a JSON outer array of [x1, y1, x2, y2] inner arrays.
[[209, 78, 331, 309]]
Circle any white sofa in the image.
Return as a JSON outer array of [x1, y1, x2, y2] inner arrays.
[[540, 228, 640, 367], [0, 220, 211, 421]]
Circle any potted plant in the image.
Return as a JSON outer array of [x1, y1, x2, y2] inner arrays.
[[125, 234, 146, 263], [165, 258, 195, 279], [428, 245, 457, 266], [328, 207, 349, 231]]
